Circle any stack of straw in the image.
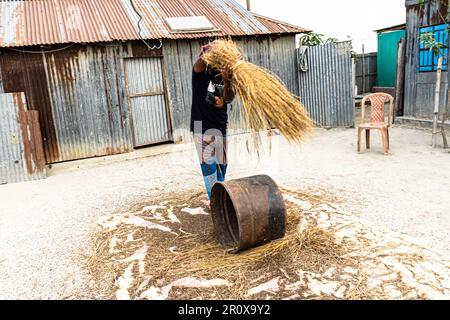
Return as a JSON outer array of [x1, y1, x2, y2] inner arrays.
[[202, 39, 313, 145]]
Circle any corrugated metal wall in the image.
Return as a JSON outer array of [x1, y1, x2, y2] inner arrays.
[[404, 0, 449, 119], [43, 45, 133, 162], [0, 93, 25, 184], [298, 41, 354, 127], [354, 52, 377, 94], [0, 42, 162, 164], [163, 35, 299, 142], [125, 57, 172, 146], [0, 92, 46, 184]]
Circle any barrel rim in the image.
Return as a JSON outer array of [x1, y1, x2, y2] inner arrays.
[[211, 175, 286, 253], [211, 181, 242, 252]]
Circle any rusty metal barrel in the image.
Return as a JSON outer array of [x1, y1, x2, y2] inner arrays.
[[210, 175, 286, 253]]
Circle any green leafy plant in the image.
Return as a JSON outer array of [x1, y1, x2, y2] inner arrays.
[[417, 0, 449, 58], [300, 33, 338, 46], [419, 31, 445, 56], [300, 33, 324, 46]]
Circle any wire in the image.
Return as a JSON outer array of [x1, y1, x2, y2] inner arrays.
[[5, 44, 75, 54], [97, 41, 125, 47], [129, 0, 162, 50]]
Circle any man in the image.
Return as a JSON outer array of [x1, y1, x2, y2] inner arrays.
[[190, 45, 236, 200]]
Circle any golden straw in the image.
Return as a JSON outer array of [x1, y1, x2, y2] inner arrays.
[[202, 39, 313, 148]]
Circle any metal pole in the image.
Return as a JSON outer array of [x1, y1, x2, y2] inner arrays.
[[246, 0, 251, 11], [432, 56, 443, 148]]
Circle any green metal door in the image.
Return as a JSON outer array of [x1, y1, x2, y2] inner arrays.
[[377, 30, 406, 87]]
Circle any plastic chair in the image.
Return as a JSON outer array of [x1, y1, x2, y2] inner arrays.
[[357, 93, 394, 155]]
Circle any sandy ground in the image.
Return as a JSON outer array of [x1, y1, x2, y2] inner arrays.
[[0, 125, 449, 299]]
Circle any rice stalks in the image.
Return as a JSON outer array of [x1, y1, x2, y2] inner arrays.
[[144, 204, 344, 278], [87, 190, 359, 300], [202, 38, 313, 150]]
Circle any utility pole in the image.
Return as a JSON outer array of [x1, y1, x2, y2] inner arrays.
[[246, 0, 251, 11]]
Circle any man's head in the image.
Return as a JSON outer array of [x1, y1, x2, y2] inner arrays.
[[199, 45, 210, 59]]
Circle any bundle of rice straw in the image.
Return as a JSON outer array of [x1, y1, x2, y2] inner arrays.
[[202, 39, 313, 146]]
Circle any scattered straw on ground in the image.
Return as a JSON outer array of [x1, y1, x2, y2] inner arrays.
[[87, 188, 450, 300]]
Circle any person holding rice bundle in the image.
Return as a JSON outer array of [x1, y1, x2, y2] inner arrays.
[[190, 44, 238, 200], [192, 39, 312, 200]]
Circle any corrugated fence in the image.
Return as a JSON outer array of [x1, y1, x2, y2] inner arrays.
[[298, 41, 354, 127], [0, 92, 46, 184], [354, 52, 377, 94]]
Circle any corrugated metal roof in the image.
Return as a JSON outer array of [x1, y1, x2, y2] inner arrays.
[[374, 23, 406, 34], [0, 0, 310, 48], [252, 13, 310, 34]]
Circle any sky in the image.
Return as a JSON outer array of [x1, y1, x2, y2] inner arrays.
[[235, 0, 406, 53]]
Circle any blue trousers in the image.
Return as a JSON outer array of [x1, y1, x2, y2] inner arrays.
[[194, 134, 228, 199]]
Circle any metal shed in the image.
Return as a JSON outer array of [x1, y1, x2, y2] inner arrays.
[[0, 0, 309, 170]]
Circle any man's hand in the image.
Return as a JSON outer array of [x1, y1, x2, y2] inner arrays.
[[220, 52, 243, 103], [221, 66, 233, 83], [214, 97, 225, 108], [221, 65, 236, 103]]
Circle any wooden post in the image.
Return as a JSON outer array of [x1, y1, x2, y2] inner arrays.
[[432, 56, 443, 148], [246, 0, 251, 11], [394, 38, 406, 118], [362, 44, 366, 93], [352, 57, 356, 98], [442, 89, 450, 149]]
